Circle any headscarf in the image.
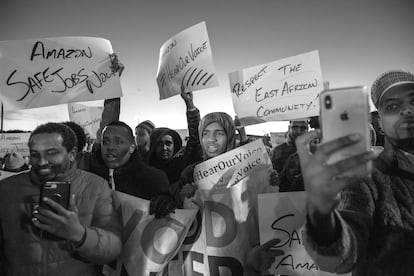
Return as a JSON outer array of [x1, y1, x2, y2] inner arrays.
[[149, 127, 183, 164], [198, 112, 236, 159]]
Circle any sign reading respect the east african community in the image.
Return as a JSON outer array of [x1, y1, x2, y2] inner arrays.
[[166, 140, 278, 276], [229, 50, 323, 125], [68, 103, 103, 139], [103, 192, 197, 276], [258, 192, 350, 276], [0, 37, 122, 110], [0, 133, 30, 158], [156, 21, 219, 100]]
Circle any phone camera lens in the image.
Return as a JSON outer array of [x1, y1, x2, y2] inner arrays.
[[325, 95, 332, 109]]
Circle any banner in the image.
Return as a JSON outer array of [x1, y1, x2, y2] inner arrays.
[[258, 192, 350, 276], [0, 37, 122, 110], [0, 132, 30, 158], [103, 192, 197, 276], [229, 50, 323, 125], [156, 21, 219, 100], [68, 102, 103, 139], [168, 140, 278, 275]]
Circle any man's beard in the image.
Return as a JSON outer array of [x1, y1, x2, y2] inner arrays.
[[395, 138, 414, 153]]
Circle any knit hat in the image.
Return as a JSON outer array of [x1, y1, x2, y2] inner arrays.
[[136, 120, 155, 134], [3, 152, 28, 172], [371, 70, 414, 109]]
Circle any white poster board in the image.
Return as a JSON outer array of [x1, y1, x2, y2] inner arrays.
[[0, 37, 122, 110], [68, 103, 103, 139], [229, 50, 323, 125], [258, 192, 350, 276], [0, 132, 30, 158], [156, 21, 219, 99]]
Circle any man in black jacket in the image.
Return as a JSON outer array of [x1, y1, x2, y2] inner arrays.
[[80, 121, 175, 218]]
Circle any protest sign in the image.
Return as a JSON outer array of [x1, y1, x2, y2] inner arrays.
[[167, 140, 278, 275], [103, 192, 197, 276], [0, 132, 30, 158], [156, 21, 219, 99], [258, 192, 350, 276], [229, 50, 323, 125], [0, 37, 122, 110], [68, 102, 103, 139]]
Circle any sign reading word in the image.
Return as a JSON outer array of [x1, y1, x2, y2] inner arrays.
[[167, 140, 278, 276], [68, 103, 103, 139], [259, 192, 349, 276], [0, 37, 122, 110], [193, 139, 270, 190], [103, 192, 197, 276], [156, 21, 219, 100], [229, 50, 323, 125], [0, 133, 30, 158]]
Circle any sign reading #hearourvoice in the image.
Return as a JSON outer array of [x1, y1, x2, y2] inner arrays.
[[193, 139, 271, 190], [156, 21, 219, 100], [229, 50, 323, 125], [0, 37, 122, 110]]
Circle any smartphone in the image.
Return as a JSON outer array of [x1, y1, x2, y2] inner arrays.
[[320, 86, 372, 177], [39, 181, 71, 211]]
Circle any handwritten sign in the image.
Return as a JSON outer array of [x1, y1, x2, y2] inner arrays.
[[229, 50, 323, 125], [258, 192, 349, 276], [68, 103, 103, 139], [193, 139, 271, 190], [167, 140, 278, 276], [0, 37, 122, 110], [156, 21, 219, 99], [103, 191, 197, 276], [0, 133, 30, 158]]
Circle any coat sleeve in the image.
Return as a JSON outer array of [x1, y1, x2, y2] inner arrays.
[[303, 178, 375, 274], [181, 108, 203, 165], [74, 183, 122, 264]]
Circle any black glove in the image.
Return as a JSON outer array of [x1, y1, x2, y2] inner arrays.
[[149, 194, 176, 218]]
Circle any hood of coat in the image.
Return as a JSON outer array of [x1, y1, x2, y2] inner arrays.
[[148, 127, 183, 165]]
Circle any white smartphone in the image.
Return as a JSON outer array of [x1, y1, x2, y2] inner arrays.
[[320, 86, 372, 177]]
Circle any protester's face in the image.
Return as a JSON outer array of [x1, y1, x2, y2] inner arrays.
[[135, 126, 150, 147], [155, 135, 175, 160], [378, 88, 414, 151], [289, 121, 308, 141], [101, 126, 135, 169], [202, 122, 228, 158], [30, 133, 75, 182]]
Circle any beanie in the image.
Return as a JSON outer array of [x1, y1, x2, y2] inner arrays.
[[371, 70, 414, 109], [136, 120, 155, 134]]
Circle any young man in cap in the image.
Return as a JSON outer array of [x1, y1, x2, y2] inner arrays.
[[297, 70, 414, 275]]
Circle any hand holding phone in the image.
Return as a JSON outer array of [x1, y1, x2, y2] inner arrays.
[[320, 86, 372, 177], [39, 181, 71, 211]]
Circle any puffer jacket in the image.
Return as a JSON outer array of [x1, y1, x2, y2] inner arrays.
[[0, 167, 122, 276]]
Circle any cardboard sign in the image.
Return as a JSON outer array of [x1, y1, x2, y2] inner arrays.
[[229, 50, 323, 125], [0, 132, 30, 158], [68, 103, 103, 139], [156, 21, 219, 99], [193, 139, 271, 190], [258, 192, 350, 276], [103, 192, 197, 276], [167, 140, 278, 276], [0, 37, 122, 110]]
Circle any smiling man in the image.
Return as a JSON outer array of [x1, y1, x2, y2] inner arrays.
[[0, 122, 122, 276]]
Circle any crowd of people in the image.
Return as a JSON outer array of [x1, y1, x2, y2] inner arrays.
[[0, 50, 413, 276]]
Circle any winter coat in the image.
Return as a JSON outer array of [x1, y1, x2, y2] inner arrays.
[[0, 168, 122, 276]]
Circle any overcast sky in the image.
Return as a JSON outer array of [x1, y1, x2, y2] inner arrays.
[[1, 0, 413, 134]]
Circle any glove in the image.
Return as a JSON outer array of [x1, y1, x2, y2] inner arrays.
[[149, 194, 177, 218]]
